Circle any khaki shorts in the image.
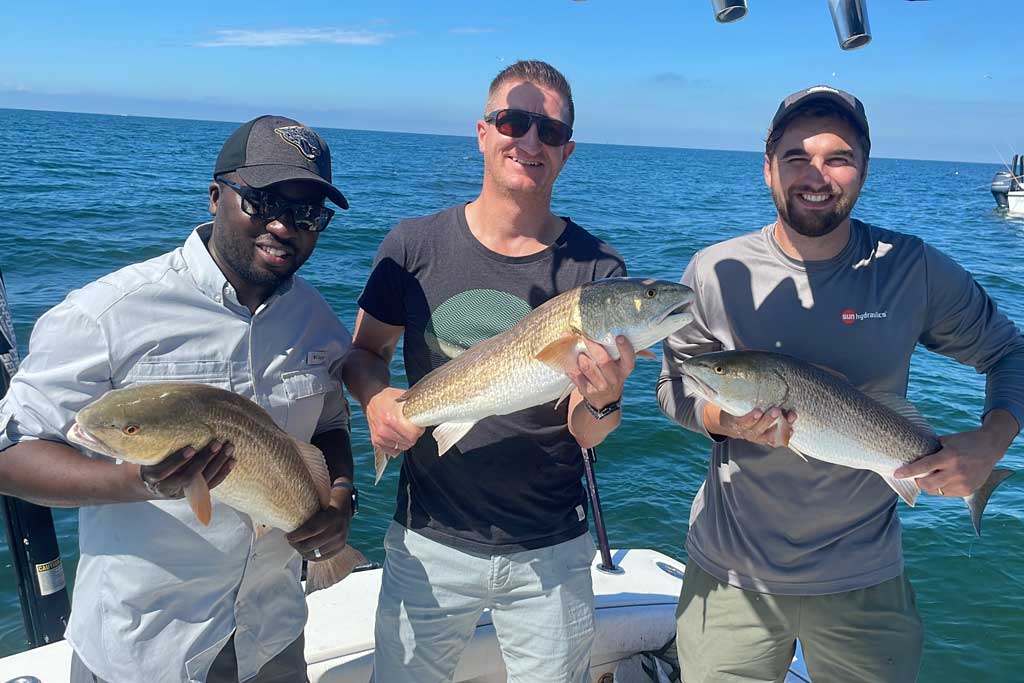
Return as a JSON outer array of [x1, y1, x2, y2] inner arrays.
[[676, 562, 923, 683], [70, 633, 308, 683]]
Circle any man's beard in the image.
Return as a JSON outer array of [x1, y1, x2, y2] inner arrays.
[[772, 186, 856, 238], [212, 230, 300, 288]]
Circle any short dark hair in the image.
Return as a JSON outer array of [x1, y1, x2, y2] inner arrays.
[[487, 60, 575, 126], [765, 101, 871, 162]]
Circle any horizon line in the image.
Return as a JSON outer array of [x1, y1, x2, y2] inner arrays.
[[0, 105, 1008, 168]]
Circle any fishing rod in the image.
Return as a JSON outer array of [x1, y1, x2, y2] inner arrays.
[[582, 447, 621, 574], [0, 270, 71, 650]]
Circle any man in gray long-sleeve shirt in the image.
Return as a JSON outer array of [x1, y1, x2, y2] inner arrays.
[[658, 86, 1024, 683]]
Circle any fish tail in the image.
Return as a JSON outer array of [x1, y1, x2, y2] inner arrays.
[[305, 545, 368, 595], [964, 468, 1014, 537]]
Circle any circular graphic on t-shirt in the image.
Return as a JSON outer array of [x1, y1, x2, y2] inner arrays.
[[424, 289, 532, 366]]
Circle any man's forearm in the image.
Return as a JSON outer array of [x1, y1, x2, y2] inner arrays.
[[980, 408, 1020, 464], [568, 393, 621, 449], [342, 348, 393, 409], [0, 440, 149, 507], [311, 429, 354, 485]]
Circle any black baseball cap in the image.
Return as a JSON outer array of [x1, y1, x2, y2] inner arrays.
[[767, 85, 870, 149], [214, 115, 349, 209]]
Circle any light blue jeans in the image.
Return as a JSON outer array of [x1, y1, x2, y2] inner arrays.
[[372, 522, 597, 683]]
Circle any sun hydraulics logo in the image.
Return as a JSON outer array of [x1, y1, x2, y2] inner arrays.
[[841, 309, 888, 325]]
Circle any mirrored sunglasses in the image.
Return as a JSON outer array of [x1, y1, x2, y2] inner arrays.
[[216, 176, 334, 233]]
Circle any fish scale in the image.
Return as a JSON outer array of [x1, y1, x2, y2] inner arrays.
[[402, 286, 583, 425], [199, 397, 321, 531], [775, 362, 941, 474]]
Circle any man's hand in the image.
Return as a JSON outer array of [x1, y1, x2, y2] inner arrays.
[[568, 335, 636, 410], [365, 387, 425, 458], [894, 409, 1019, 497], [286, 484, 354, 562], [138, 440, 235, 500], [709, 405, 797, 448], [895, 431, 1006, 497]]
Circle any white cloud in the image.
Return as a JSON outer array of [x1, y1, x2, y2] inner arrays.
[[198, 28, 395, 48], [450, 27, 496, 34]]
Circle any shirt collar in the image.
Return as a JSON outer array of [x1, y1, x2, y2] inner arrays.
[[183, 223, 295, 307]]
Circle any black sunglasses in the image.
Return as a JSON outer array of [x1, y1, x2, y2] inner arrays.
[[216, 177, 334, 233], [484, 109, 573, 147]]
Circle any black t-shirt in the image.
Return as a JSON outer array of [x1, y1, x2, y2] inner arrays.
[[358, 204, 627, 553]]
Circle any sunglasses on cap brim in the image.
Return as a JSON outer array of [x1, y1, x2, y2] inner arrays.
[[484, 109, 573, 147]]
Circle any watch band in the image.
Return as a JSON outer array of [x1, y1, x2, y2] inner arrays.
[[584, 398, 621, 420], [331, 480, 359, 516]]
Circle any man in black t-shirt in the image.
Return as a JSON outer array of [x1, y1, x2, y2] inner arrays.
[[343, 60, 632, 682]]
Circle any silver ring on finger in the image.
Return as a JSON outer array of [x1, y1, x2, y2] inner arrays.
[[313, 547, 322, 560], [938, 487, 944, 496]]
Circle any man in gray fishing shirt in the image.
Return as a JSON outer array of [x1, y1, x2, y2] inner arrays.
[[658, 85, 1024, 682]]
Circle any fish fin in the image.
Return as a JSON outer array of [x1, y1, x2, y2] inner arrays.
[[771, 419, 793, 449], [395, 390, 410, 404], [881, 473, 920, 507], [809, 362, 850, 382], [535, 334, 582, 371], [964, 468, 1014, 537], [305, 545, 369, 595], [433, 421, 477, 457], [373, 446, 394, 485], [292, 438, 331, 509], [425, 330, 469, 360], [637, 349, 657, 359], [864, 391, 937, 438], [787, 443, 809, 462], [554, 382, 575, 410], [185, 476, 213, 526]]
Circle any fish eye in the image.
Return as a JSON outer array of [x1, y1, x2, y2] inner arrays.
[[714, 366, 724, 374], [122, 424, 140, 436], [645, 288, 656, 298]]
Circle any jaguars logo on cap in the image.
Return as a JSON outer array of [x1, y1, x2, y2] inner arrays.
[[275, 126, 322, 160]]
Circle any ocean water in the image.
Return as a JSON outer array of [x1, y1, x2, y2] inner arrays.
[[0, 108, 1022, 679]]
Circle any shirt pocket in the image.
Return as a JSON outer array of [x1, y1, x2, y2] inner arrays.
[[280, 367, 340, 441], [122, 359, 233, 391]]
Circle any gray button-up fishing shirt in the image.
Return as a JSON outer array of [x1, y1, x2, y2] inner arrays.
[[0, 224, 351, 682]]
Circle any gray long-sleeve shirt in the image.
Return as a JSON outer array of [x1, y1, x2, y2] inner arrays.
[[658, 220, 1024, 595]]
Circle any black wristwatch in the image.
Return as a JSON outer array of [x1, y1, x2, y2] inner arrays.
[[331, 480, 359, 516], [584, 398, 621, 420]]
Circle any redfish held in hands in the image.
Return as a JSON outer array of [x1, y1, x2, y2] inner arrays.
[[377, 277, 696, 482], [66, 382, 365, 593], [682, 350, 1013, 536]]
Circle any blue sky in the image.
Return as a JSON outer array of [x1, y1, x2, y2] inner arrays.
[[2, 1, 1022, 163]]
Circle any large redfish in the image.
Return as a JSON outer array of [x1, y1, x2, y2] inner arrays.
[[67, 382, 365, 593], [378, 277, 696, 481], [682, 350, 1014, 536]]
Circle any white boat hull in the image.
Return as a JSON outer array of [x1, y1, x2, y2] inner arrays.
[[0, 548, 812, 682], [1008, 190, 1024, 216]]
